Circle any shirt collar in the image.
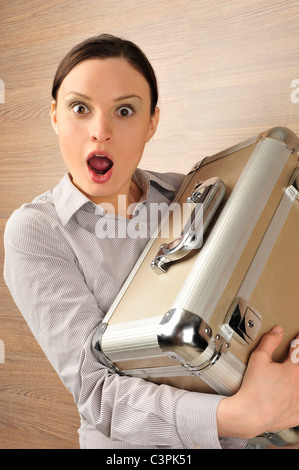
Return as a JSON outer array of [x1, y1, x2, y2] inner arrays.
[[52, 169, 178, 226], [51, 174, 92, 225]]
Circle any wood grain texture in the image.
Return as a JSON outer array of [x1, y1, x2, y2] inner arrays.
[[1, 0, 299, 449]]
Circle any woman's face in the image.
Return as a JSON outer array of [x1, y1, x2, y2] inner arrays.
[[51, 57, 159, 210]]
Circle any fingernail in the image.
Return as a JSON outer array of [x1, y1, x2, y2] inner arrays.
[[272, 326, 283, 334]]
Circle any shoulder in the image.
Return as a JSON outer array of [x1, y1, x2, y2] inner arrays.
[[5, 196, 57, 232], [145, 169, 186, 192], [4, 174, 72, 242], [4, 198, 65, 256], [135, 168, 186, 203]]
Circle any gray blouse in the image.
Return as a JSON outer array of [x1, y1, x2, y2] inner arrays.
[[4, 169, 246, 449]]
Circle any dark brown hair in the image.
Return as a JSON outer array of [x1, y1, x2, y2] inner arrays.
[[52, 34, 158, 115]]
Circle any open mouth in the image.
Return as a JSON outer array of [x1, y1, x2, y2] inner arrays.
[[87, 153, 114, 183], [88, 155, 113, 175]]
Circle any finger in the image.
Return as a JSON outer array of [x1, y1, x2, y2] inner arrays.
[[253, 326, 284, 361]]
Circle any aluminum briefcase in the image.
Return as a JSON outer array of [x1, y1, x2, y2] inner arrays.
[[92, 127, 299, 446]]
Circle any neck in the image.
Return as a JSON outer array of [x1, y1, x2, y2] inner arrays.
[[92, 180, 143, 218]]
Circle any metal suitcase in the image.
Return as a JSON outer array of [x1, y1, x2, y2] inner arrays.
[[92, 127, 299, 446]]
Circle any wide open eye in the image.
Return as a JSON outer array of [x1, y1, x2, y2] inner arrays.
[[116, 105, 135, 118], [71, 103, 91, 115]]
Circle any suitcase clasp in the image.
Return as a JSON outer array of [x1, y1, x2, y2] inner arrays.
[[225, 298, 262, 345]]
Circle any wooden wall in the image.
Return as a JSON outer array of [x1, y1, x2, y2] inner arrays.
[[1, 0, 299, 449]]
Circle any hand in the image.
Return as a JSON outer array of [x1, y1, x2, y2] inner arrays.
[[217, 326, 299, 439]]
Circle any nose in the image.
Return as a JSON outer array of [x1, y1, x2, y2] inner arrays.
[[90, 113, 112, 143]]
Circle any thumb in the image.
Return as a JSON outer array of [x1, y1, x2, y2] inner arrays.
[[253, 326, 284, 362]]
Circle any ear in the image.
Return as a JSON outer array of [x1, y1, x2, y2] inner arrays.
[[146, 106, 160, 143], [50, 100, 59, 135]]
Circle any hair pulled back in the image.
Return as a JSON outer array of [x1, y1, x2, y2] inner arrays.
[[52, 34, 158, 115]]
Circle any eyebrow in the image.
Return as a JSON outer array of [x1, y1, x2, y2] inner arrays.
[[65, 92, 142, 102]]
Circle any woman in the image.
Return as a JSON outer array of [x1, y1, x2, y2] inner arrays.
[[4, 34, 299, 449]]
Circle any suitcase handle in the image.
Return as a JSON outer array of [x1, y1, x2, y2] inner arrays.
[[151, 177, 225, 274]]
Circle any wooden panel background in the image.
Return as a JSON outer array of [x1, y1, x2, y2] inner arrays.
[[1, 0, 299, 449]]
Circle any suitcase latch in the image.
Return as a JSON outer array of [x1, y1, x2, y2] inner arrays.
[[225, 298, 262, 345]]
